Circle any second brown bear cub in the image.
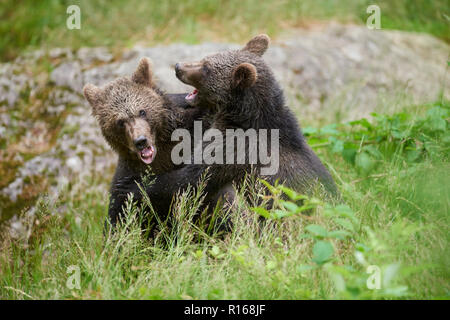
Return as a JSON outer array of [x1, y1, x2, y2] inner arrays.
[[83, 58, 206, 227]]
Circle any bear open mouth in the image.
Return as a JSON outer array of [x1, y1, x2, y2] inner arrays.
[[185, 89, 198, 102], [138, 145, 156, 165]]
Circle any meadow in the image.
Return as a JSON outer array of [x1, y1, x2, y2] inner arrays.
[[1, 100, 448, 299]]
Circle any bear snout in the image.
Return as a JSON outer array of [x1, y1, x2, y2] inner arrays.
[[174, 62, 202, 86], [174, 63, 183, 79], [134, 135, 148, 151]]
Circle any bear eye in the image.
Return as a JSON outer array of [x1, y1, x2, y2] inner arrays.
[[117, 119, 125, 128], [202, 63, 210, 75], [139, 109, 146, 117]]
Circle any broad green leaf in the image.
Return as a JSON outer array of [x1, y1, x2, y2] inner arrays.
[[334, 218, 355, 232], [279, 186, 298, 200], [334, 205, 358, 223], [329, 137, 344, 153], [342, 145, 357, 164], [328, 230, 351, 240], [273, 209, 292, 219], [279, 200, 299, 213], [302, 127, 318, 135], [320, 124, 339, 135], [405, 148, 421, 162], [349, 118, 373, 130], [312, 241, 334, 265], [305, 224, 328, 238], [425, 106, 447, 132], [363, 145, 383, 159], [355, 243, 371, 253], [297, 264, 316, 274], [251, 207, 270, 218], [209, 246, 224, 258]]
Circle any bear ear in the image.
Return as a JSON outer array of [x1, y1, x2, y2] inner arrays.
[[232, 63, 257, 89], [83, 83, 104, 111], [242, 34, 270, 56], [132, 57, 154, 87]]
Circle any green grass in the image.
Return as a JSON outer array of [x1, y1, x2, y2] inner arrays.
[[1, 101, 448, 299], [1, 0, 449, 61]]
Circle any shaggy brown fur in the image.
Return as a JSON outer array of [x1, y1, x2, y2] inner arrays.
[[83, 58, 207, 227]]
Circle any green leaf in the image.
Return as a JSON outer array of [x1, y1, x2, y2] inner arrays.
[[302, 127, 318, 135], [259, 179, 278, 195], [305, 224, 328, 238], [425, 106, 448, 132], [334, 218, 355, 232], [279, 186, 297, 200], [405, 148, 421, 162], [355, 151, 376, 175], [349, 118, 373, 130], [363, 145, 383, 159], [320, 124, 339, 135], [342, 145, 357, 164], [209, 246, 224, 259], [193, 250, 203, 260], [251, 207, 270, 218], [329, 137, 344, 153], [279, 186, 308, 201], [355, 243, 371, 253], [272, 209, 292, 219], [312, 241, 334, 265], [334, 205, 358, 223], [328, 230, 352, 240], [297, 264, 316, 274], [279, 200, 299, 213]]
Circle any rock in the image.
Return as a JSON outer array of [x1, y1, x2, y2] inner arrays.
[[49, 48, 73, 59], [66, 156, 82, 173], [0, 23, 449, 225], [50, 61, 83, 92], [77, 47, 114, 66], [81, 25, 449, 120], [0, 63, 32, 107], [9, 216, 26, 240]]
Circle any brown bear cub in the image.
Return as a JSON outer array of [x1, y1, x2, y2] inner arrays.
[[83, 57, 206, 228], [116, 35, 338, 219]]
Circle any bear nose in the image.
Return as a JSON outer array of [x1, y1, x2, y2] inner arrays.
[[134, 136, 148, 151], [175, 63, 182, 76]]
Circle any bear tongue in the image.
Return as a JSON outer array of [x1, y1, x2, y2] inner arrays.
[[186, 89, 198, 101], [140, 147, 154, 164]]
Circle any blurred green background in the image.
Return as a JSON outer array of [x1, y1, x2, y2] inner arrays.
[[1, 0, 448, 62]]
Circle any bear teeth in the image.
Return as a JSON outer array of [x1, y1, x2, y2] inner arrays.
[[139, 147, 154, 164], [186, 89, 198, 101]]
